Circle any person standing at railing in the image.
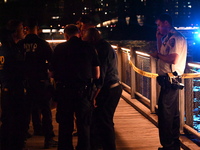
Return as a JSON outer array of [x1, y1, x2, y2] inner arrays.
[[82, 27, 122, 150], [50, 24, 100, 150], [18, 18, 57, 149], [0, 19, 28, 150], [150, 13, 187, 150]]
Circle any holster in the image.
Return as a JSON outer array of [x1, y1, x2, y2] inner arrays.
[[157, 73, 184, 90], [157, 75, 171, 89]]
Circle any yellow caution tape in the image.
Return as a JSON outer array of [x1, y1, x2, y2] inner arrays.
[[129, 60, 200, 79], [181, 73, 200, 79], [129, 60, 158, 79]]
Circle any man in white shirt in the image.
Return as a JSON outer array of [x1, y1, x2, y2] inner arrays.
[[151, 13, 187, 150]]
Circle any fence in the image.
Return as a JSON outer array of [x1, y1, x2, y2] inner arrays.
[[113, 45, 200, 140], [48, 40, 200, 140]]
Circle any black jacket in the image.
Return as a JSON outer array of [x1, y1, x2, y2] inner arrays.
[[52, 36, 100, 85]]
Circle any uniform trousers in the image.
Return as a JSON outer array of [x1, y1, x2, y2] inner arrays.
[[0, 84, 27, 150], [158, 86, 180, 150], [91, 84, 122, 150], [55, 84, 92, 150], [27, 80, 54, 140]]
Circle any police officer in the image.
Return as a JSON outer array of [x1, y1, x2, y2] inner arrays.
[[82, 28, 122, 150], [151, 14, 187, 150], [18, 18, 57, 149], [0, 19, 27, 150], [51, 24, 100, 150]]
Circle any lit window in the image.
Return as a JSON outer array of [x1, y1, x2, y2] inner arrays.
[[73, 13, 75, 15], [105, 12, 107, 15], [4, 0, 7, 2], [188, 5, 192, 8], [52, 16, 60, 20], [175, 12, 178, 15]]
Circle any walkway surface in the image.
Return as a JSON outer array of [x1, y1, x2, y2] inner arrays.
[[25, 90, 199, 150]]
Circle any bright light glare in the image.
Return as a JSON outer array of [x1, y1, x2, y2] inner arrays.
[[136, 51, 150, 57], [121, 48, 130, 52], [111, 45, 117, 49], [42, 29, 51, 33], [46, 40, 66, 43], [188, 63, 200, 68], [42, 29, 58, 33], [194, 31, 200, 41]]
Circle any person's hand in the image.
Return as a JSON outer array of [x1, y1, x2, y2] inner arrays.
[[156, 30, 164, 39], [93, 99, 98, 108], [149, 51, 158, 58], [48, 71, 54, 78]]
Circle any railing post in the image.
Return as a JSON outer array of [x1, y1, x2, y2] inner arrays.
[[150, 57, 157, 113], [130, 47, 136, 99], [116, 45, 122, 82], [179, 79, 185, 133], [185, 78, 194, 127]]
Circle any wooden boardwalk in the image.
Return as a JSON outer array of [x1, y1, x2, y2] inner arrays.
[[25, 90, 199, 150], [25, 97, 161, 150]]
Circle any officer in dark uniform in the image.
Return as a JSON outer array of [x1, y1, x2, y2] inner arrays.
[[0, 20, 27, 150], [18, 18, 57, 149], [51, 24, 100, 150], [82, 28, 122, 150]]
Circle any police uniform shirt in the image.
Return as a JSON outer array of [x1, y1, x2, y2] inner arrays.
[[18, 34, 53, 80], [52, 36, 100, 84], [94, 39, 119, 89], [158, 28, 187, 76], [0, 43, 25, 88]]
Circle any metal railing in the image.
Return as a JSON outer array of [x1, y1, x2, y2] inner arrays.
[[113, 44, 200, 140], [48, 41, 200, 140]]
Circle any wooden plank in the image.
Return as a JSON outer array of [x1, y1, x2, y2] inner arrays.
[[25, 98, 162, 150], [115, 99, 161, 150]]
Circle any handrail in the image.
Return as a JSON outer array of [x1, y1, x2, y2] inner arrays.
[[113, 44, 200, 140]]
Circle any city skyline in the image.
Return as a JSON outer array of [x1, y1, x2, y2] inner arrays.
[[0, 0, 200, 27], [0, 0, 200, 40]]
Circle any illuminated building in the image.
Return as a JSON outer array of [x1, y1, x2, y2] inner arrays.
[[163, 0, 200, 26]]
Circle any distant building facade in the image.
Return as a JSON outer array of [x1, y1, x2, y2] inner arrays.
[[163, 0, 200, 27]]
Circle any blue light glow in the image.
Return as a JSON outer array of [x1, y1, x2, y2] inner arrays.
[[194, 31, 200, 41]]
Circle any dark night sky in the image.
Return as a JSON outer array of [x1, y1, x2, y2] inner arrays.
[[0, 0, 56, 27]]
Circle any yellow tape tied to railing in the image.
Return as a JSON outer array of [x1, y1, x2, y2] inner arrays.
[[129, 60, 200, 79]]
